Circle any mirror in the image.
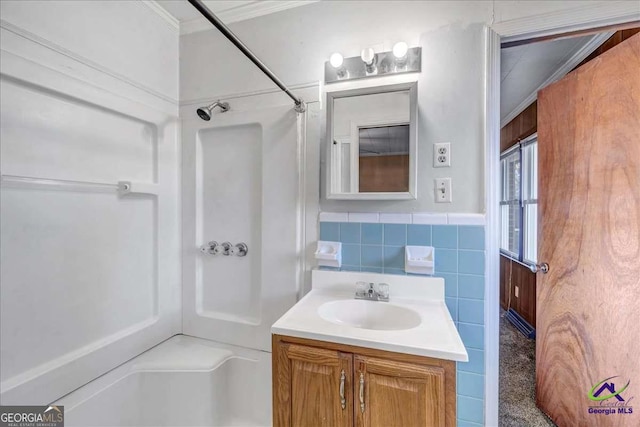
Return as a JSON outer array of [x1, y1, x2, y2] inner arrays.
[[326, 82, 417, 200]]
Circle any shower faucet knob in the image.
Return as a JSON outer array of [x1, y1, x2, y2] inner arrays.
[[231, 243, 248, 257], [216, 242, 232, 256], [200, 241, 218, 255]]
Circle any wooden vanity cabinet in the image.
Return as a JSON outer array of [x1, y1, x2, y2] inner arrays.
[[276, 342, 353, 427], [273, 335, 456, 427]]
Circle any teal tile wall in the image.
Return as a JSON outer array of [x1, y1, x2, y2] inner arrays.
[[319, 222, 486, 426]]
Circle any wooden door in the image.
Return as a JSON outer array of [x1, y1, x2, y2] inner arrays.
[[355, 355, 447, 427], [273, 342, 353, 427], [536, 33, 640, 426]]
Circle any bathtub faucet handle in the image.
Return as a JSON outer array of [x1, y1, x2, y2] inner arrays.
[[200, 241, 218, 255], [216, 242, 232, 256], [231, 243, 248, 257]]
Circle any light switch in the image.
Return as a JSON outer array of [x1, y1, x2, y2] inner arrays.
[[435, 178, 452, 203]]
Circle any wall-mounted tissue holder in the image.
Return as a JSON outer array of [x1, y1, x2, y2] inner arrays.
[[405, 245, 435, 275], [315, 241, 342, 268]]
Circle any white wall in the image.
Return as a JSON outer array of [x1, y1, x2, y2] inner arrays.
[[180, 1, 491, 101], [179, 0, 631, 214], [0, 0, 180, 405], [180, 1, 491, 213], [179, 2, 490, 213], [320, 24, 486, 213]]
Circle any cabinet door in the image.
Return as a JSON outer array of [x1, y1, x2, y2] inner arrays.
[[274, 342, 353, 427], [355, 355, 446, 427]]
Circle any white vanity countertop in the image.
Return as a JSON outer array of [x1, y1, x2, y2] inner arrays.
[[271, 270, 468, 362]]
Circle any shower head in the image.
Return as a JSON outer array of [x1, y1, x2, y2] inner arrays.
[[197, 101, 230, 121], [197, 107, 212, 121]]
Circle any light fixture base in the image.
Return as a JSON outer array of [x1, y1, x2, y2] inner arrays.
[[324, 47, 421, 84]]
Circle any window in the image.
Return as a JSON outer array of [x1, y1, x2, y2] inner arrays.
[[500, 135, 538, 264], [500, 149, 520, 256]]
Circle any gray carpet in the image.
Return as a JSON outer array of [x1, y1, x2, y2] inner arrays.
[[499, 313, 555, 427]]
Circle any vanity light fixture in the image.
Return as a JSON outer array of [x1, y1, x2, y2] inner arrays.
[[360, 47, 377, 75], [324, 44, 420, 84], [329, 52, 347, 79]]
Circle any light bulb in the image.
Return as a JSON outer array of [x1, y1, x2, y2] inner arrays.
[[329, 52, 344, 68], [360, 48, 375, 66], [392, 41, 409, 59]]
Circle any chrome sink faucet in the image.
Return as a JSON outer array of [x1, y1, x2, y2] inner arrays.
[[355, 282, 389, 302]]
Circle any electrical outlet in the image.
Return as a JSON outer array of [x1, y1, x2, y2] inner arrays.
[[433, 142, 451, 167], [434, 178, 452, 203], [515, 286, 519, 298]]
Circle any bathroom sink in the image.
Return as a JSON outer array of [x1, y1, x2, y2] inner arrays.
[[317, 300, 421, 331]]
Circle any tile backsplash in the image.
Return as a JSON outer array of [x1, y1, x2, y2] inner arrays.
[[318, 220, 486, 426], [319, 222, 484, 275]]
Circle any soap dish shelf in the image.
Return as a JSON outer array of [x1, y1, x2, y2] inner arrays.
[[315, 241, 342, 268], [405, 245, 435, 275]]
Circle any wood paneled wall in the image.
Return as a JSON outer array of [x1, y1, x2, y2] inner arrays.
[[574, 28, 640, 69], [500, 255, 537, 327], [500, 102, 537, 152], [359, 155, 409, 193], [498, 28, 639, 329]]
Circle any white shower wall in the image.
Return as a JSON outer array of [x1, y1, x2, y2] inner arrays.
[[1, 0, 321, 408], [198, 124, 263, 324], [182, 104, 314, 351], [0, 1, 180, 405]]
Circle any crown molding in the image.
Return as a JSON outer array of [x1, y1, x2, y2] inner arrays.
[[180, 17, 214, 35], [492, 1, 640, 42], [180, 1, 319, 35], [141, 1, 180, 33], [500, 31, 613, 127]]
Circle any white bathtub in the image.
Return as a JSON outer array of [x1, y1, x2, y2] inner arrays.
[[55, 335, 271, 426]]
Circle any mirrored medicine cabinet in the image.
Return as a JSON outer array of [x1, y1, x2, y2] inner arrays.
[[326, 82, 418, 200]]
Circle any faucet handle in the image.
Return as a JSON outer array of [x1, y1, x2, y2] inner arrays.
[[230, 242, 248, 257], [200, 241, 218, 255], [355, 281, 367, 297], [377, 283, 390, 301], [214, 241, 232, 256]]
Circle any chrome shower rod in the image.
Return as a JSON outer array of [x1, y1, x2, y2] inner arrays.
[[187, 0, 306, 113]]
